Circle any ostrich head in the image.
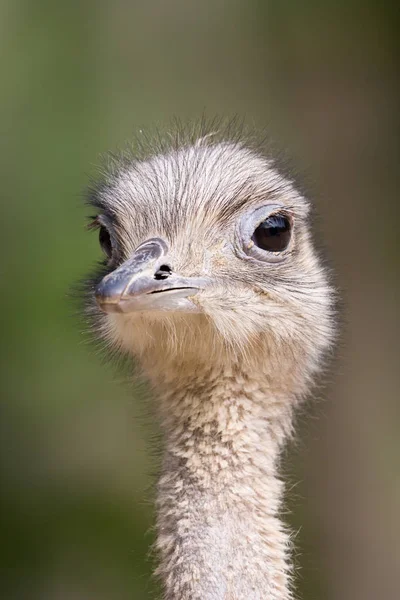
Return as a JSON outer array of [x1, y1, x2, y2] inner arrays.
[[87, 126, 333, 393], [84, 123, 336, 599]]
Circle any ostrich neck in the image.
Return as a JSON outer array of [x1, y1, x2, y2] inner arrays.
[[149, 360, 296, 600]]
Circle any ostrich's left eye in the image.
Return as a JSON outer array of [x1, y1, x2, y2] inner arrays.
[[99, 225, 113, 259], [252, 214, 291, 252], [238, 204, 294, 263]]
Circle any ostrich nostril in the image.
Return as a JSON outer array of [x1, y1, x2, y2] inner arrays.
[[154, 265, 173, 280]]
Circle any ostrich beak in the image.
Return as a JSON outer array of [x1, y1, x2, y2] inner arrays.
[[95, 238, 207, 313]]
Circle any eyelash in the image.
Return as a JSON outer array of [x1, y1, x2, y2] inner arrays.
[[86, 215, 101, 231]]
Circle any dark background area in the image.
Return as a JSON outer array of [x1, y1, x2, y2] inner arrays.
[[0, 1, 399, 599]]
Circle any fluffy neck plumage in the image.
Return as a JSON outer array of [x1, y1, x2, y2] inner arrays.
[[144, 356, 299, 600]]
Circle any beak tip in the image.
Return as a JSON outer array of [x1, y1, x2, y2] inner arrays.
[[94, 237, 208, 314], [95, 296, 122, 313]]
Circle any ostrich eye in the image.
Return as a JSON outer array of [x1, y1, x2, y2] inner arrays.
[[252, 214, 291, 252], [99, 225, 113, 259]]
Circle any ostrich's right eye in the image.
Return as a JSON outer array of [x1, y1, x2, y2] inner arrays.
[[99, 225, 113, 259]]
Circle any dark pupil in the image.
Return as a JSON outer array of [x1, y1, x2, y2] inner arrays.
[[99, 226, 112, 258], [252, 214, 291, 252]]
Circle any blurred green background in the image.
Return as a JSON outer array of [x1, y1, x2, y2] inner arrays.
[[1, 1, 399, 599]]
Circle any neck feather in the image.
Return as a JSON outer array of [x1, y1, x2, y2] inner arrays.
[[149, 360, 297, 600]]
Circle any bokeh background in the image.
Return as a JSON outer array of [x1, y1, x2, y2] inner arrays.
[[1, 1, 399, 599]]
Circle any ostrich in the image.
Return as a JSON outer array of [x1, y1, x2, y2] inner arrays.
[[83, 121, 335, 600]]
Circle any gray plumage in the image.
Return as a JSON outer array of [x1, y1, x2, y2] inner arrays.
[[83, 120, 335, 599]]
